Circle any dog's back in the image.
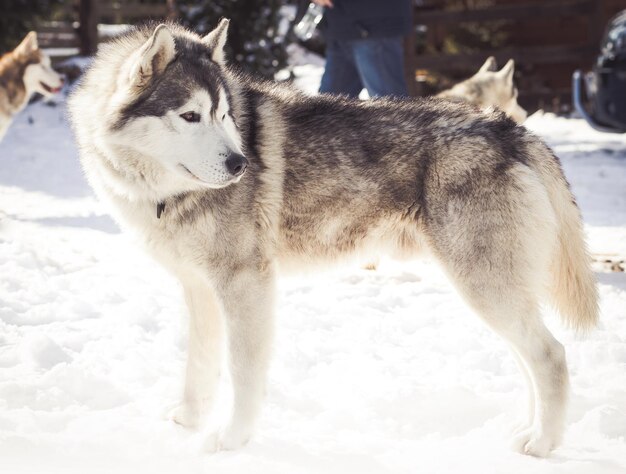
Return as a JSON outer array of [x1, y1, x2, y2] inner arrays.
[[274, 92, 524, 260]]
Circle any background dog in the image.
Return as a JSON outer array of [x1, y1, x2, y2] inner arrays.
[[0, 31, 64, 141], [438, 56, 528, 124]]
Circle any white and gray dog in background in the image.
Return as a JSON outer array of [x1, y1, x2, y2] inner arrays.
[[69, 20, 598, 457], [438, 56, 528, 124]]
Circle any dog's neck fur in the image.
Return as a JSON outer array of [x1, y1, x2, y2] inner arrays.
[[91, 140, 198, 204]]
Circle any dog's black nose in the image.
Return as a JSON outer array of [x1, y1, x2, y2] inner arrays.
[[225, 153, 248, 177]]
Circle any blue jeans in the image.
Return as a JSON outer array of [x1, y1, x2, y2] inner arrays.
[[319, 36, 408, 98]]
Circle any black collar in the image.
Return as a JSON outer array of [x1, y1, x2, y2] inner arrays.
[[156, 201, 165, 219]]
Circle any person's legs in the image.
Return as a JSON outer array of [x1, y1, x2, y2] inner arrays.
[[319, 39, 363, 97], [352, 36, 408, 97]]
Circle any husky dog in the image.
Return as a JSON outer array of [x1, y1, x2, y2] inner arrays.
[[438, 56, 528, 124], [0, 31, 64, 141], [69, 21, 598, 457]]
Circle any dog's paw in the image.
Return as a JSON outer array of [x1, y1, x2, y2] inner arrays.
[[204, 424, 252, 453], [511, 427, 557, 457], [169, 402, 202, 430]]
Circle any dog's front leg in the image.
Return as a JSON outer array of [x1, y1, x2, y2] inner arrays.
[[206, 262, 275, 451], [170, 274, 223, 429]]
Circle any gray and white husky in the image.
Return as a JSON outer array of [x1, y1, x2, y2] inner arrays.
[[69, 21, 598, 457], [438, 56, 528, 124]]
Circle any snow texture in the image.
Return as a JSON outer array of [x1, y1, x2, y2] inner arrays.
[[0, 66, 625, 473]]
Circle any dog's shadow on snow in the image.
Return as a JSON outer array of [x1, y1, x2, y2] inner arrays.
[[547, 449, 624, 470], [8, 214, 120, 234], [595, 271, 626, 291]]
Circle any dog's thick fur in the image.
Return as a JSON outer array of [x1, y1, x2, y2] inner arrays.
[[69, 21, 598, 456], [0, 32, 64, 141], [438, 56, 528, 124]]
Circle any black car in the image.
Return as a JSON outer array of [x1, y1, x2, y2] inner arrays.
[[573, 10, 626, 133]]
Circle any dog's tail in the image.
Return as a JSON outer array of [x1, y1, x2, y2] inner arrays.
[[532, 143, 599, 333]]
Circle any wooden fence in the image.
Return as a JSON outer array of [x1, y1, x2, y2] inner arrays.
[[37, 0, 172, 59], [405, 0, 626, 112]]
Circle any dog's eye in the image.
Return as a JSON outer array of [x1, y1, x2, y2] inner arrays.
[[180, 112, 201, 123], [222, 113, 226, 121]]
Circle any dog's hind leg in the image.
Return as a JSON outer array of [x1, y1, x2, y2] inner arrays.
[[508, 320, 568, 457], [425, 163, 569, 456], [442, 261, 569, 457], [511, 349, 536, 434], [170, 273, 224, 429], [205, 261, 276, 451]]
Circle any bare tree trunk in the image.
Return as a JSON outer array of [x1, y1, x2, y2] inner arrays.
[[167, 0, 179, 20], [404, 3, 417, 96], [78, 0, 98, 56]]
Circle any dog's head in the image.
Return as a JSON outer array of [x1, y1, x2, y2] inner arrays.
[[104, 20, 247, 190], [468, 57, 528, 124], [14, 32, 64, 98]]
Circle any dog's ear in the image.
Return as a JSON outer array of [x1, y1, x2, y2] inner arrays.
[[203, 18, 230, 65], [477, 56, 497, 74], [129, 24, 176, 88], [15, 31, 39, 57], [498, 59, 515, 84]]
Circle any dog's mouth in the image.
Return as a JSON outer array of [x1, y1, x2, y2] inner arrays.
[[178, 163, 239, 188], [40, 81, 62, 94], [179, 164, 204, 182]]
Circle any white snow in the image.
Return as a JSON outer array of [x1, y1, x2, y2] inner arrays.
[[0, 67, 625, 473]]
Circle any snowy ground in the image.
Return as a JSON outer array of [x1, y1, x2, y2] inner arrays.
[[0, 66, 625, 473]]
